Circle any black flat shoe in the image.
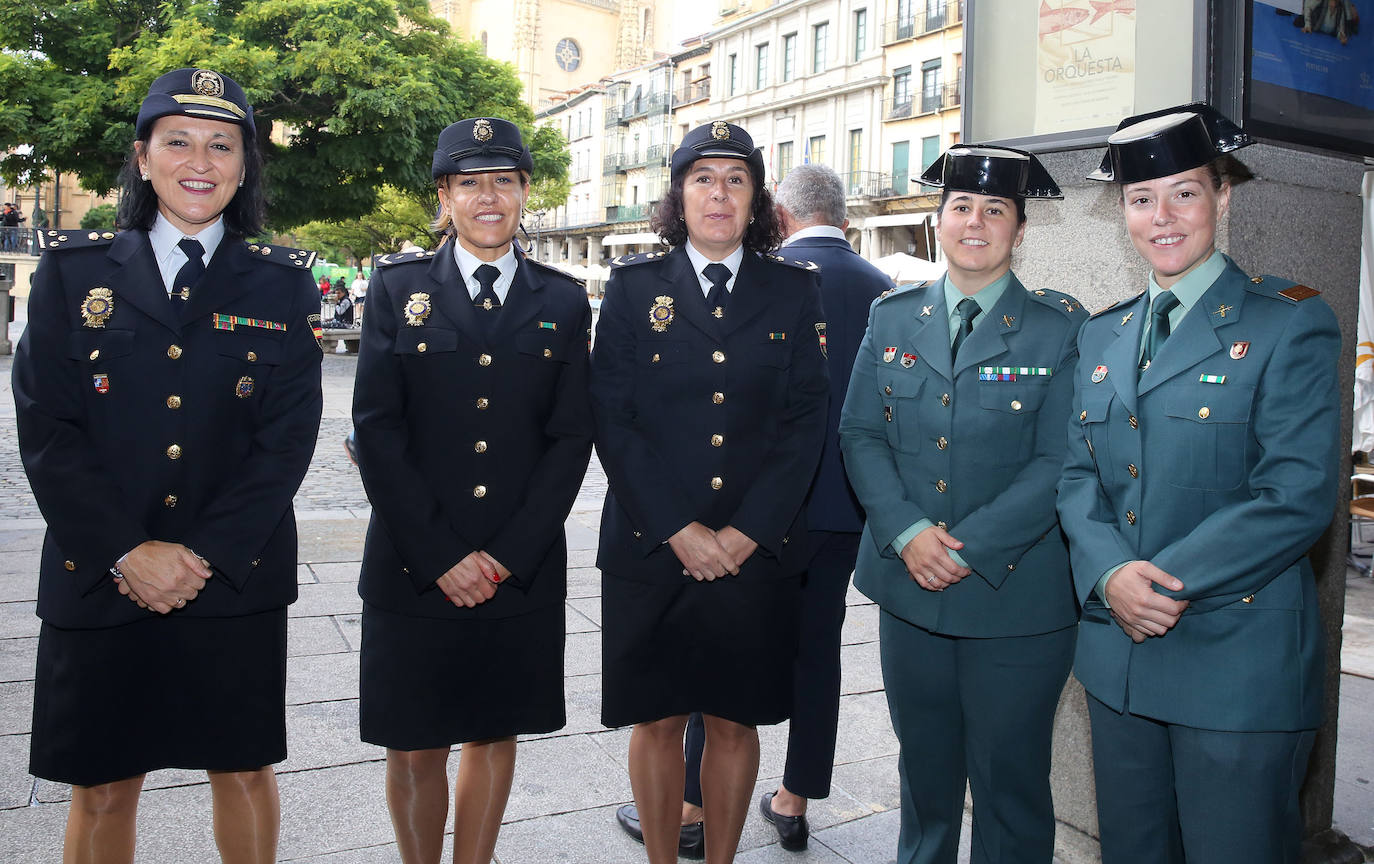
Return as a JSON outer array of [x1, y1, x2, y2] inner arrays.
[[759, 791, 809, 852], [615, 803, 706, 860]]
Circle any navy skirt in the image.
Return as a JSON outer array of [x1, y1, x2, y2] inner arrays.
[[30, 607, 288, 787], [359, 602, 566, 749]]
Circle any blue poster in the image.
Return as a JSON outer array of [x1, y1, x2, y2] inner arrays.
[[1251, 2, 1374, 110]]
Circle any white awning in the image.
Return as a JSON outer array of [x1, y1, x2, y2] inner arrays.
[[863, 213, 932, 228], [602, 232, 664, 246]]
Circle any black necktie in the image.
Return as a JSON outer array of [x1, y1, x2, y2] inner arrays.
[[703, 263, 731, 318], [473, 264, 502, 313], [1140, 292, 1180, 373], [173, 238, 205, 308], [951, 297, 981, 358]]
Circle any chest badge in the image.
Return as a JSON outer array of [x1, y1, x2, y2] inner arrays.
[[404, 293, 432, 327], [92, 373, 110, 394], [1091, 365, 1108, 383], [901, 352, 917, 368], [649, 295, 675, 332], [815, 323, 827, 359], [236, 376, 255, 398], [883, 346, 897, 363], [80, 287, 115, 328], [1230, 341, 1250, 360]]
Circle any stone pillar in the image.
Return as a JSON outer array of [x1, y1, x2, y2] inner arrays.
[[1020, 146, 1366, 862]]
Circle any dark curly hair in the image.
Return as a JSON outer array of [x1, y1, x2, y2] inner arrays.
[[116, 126, 266, 237], [650, 168, 783, 253]]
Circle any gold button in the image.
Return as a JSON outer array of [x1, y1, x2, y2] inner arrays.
[[711, 476, 724, 490], [64, 560, 75, 571], [884, 385, 893, 395], [713, 350, 726, 364], [936, 521, 948, 530], [418, 342, 428, 353], [1126, 510, 1137, 525], [473, 485, 487, 498], [783, 536, 790, 544], [1011, 400, 1022, 411], [1080, 410, 1088, 421], [167, 344, 183, 359], [935, 479, 947, 493], [1127, 464, 1138, 478], [1250, 276, 1264, 284], [476, 397, 489, 409], [543, 348, 553, 358], [941, 393, 951, 407], [88, 232, 99, 241], [712, 392, 725, 404], [474, 440, 488, 453], [652, 353, 661, 363], [166, 395, 182, 409], [1128, 415, 1138, 429], [711, 434, 724, 447], [1242, 595, 1255, 603], [166, 444, 182, 460], [1198, 406, 1210, 420], [89, 349, 100, 361], [164, 494, 178, 508], [936, 437, 948, 450], [246, 351, 257, 362], [1007, 563, 1016, 571], [251, 559, 260, 567], [633, 531, 642, 538], [479, 353, 492, 366]]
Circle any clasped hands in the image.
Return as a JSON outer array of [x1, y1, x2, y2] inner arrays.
[[900, 525, 969, 592], [1103, 560, 1188, 643], [437, 551, 512, 607], [115, 540, 212, 614], [669, 522, 758, 581]]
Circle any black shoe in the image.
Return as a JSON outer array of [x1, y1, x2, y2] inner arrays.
[[342, 433, 358, 466], [615, 803, 705, 860], [759, 791, 808, 852]]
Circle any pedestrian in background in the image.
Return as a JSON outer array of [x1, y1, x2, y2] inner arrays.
[[840, 146, 1082, 864], [351, 116, 593, 864], [1060, 103, 1340, 864], [14, 67, 323, 863], [592, 120, 829, 864]]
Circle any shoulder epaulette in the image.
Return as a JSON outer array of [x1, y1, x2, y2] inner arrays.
[[35, 228, 118, 253], [1026, 288, 1087, 316], [760, 251, 820, 273], [610, 251, 669, 268], [374, 249, 440, 268], [243, 241, 317, 270], [1089, 291, 1145, 318], [875, 281, 928, 304], [524, 257, 586, 288], [1245, 274, 1321, 303]]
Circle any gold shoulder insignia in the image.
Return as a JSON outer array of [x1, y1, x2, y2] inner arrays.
[[611, 252, 659, 268], [375, 250, 436, 268], [247, 241, 319, 269], [1277, 284, 1320, 302], [36, 229, 118, 252]]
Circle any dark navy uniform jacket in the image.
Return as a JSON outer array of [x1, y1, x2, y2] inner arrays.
[[786, 234, 889, 534], [1059, 257, 1339, 731], [591, 246, 829, 582], [352, 247, 593, 620], [840, 276, 1085, 637], [14, 229, 323, 629]]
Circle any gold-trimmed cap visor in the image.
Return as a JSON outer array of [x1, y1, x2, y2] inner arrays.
[[136, 68, 255, 138]]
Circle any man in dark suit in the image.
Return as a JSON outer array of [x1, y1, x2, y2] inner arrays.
[[614, 162, 887, 855]]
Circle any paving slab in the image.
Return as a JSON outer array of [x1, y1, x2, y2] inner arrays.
[[565, 630, 601, 677], [840, 602, 878, 646], [288, 615, 351, 658], [290, 582, 363, 619], [336, 613, 363, 652], [0, 636, 36, 683], [309, 561, 362, 584], [830, 692, 900, 766], [811, 806, 900, 864], [278, 762, 398, 861], [287, 651, 361, 705], [0, 733, 32, 809], [567, 596, 601, 629], [0, 529, 45, 554], [494, 803, 649, 864], [0, 600, 39, 639], [279, 700, 380, 775], [504, 734, 634, 821], [0, 795, 73, 861], [830, 755, 901, 814], [567, 565, 601, 599], [840, 640, 884, 696], [0, 680, 32, 736]]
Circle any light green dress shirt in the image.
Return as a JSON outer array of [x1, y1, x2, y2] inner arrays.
[[1097, 249, 1226, 604], [890, 272, 1013, 565]]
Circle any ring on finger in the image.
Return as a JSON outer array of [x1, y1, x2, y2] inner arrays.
[[175, 597, 186, 608]]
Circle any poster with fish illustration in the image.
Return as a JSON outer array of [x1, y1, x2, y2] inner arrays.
[[1034, 0, 1137, 134]]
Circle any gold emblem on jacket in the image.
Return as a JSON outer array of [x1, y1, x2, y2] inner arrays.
[[649, 295, 675, 332], [404, 293, 432, 326], [80, 287, 115, 328]]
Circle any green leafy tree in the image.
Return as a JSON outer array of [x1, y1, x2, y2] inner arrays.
[[79, 203, 118, 229], [0, 0, 571, 229], [295, 184, 436, 262]]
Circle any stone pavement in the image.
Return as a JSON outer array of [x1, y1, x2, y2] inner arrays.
[[0, 305, 1371, 861]]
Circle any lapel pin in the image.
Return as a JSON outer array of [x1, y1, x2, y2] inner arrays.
[[1120, 311, 1134, 327], [1002, 314, 1015, 327], [1230, 341, 1249, 360], [901, 352, 917, 368], [883, 346, 897, 363], [1091, 365, 1108, 383], [920, 305, 934, 317], [1216, 303, 1233, 318]]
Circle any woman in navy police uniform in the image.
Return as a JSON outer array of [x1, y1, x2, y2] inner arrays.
[[15, 68, 323, 862], [839, 147, 1083, 864], [352, 117, 593, 864], [592, 121, 828, 863], [1058, 104, 1340, 863]]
